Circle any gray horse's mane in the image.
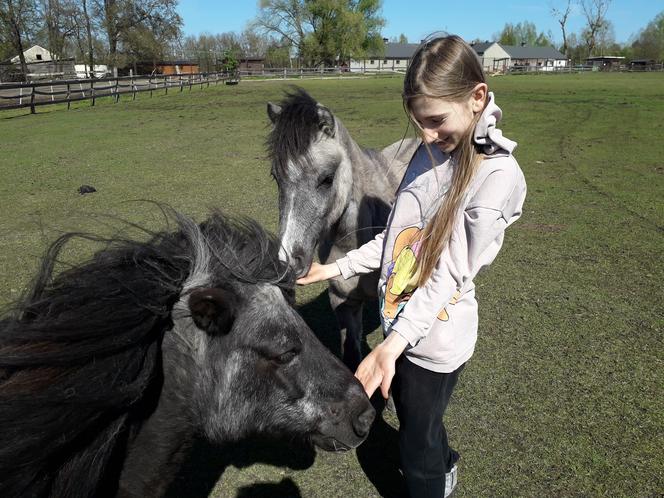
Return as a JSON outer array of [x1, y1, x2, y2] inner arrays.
[[267, 87, 326, 174]]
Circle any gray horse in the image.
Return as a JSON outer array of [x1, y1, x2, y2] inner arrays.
[[267, 88, 419, 369]]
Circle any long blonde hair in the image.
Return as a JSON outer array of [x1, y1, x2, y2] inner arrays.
[[403, 35, 487, 287]]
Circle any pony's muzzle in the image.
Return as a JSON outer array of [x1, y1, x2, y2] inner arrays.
[[353, 404, 375, 438]]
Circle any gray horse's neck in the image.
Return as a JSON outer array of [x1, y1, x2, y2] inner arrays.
[[325, 123, 406, 254]]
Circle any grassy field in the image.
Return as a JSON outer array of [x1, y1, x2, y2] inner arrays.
[[1, 72, 662, 497]]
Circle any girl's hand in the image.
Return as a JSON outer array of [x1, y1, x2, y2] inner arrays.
[[296, 262, 341, 285], [355, 332, 409, 399]]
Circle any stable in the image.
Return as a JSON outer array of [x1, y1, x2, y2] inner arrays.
[[349, 42, 419, 72]]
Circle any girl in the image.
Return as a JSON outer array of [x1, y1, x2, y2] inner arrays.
[[297, 35, 526, 498]]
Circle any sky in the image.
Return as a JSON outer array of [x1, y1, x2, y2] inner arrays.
[[176, 1, 662, 45]]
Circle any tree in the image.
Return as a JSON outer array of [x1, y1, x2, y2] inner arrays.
[[96, 0, 181, 70], [253, 0, 309, 64], [496, 21, 550, 46], [38, 0, 79, 60], [631, 10, 664, 61], [551, 0, 572, 56], [0, 0, 38, 80], [253, 0, 384, 66], [579, 0, 611, 56]]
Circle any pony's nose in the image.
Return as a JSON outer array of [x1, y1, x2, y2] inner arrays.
[[290, 248, 308, 277], [353, 404, 375, 438]]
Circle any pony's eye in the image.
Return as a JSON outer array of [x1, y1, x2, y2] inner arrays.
[[318, 174, 334, 189], [274, 349, 298, 365]]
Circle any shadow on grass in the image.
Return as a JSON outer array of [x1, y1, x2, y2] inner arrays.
[[165, 436, 315, 498], [296, 289, 381, 360], [356, 399, 407, 498]]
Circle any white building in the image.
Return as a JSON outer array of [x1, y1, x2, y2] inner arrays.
[[10, 45, 54, 63], [349, 40, 568, 74], [350, 42, 419, 72], [470, 42, 511, 72], [501, 44, 568, 70]]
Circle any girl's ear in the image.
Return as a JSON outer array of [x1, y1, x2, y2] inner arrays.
[[470, 83, 488, 113]]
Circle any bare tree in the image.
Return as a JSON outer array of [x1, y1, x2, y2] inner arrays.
[[551, 0, 572, 56], [579, 0, 611, 56], [252, 0, 309, 65], [96, 0, 181, 71], [0, 0, 37, 80]]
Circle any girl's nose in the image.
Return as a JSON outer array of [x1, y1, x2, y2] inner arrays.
[[422, 129, 437, 144]]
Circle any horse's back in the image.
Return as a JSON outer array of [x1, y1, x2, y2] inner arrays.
[[380, 137, 420, 181]]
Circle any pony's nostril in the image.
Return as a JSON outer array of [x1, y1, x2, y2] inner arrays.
[[353, 405, 376, 438], [327, 401, 344, 422]]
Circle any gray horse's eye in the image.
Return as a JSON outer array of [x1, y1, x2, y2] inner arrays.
[[318, 173, 334, 189]]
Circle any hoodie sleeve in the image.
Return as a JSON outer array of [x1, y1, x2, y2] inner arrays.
[[390, 159, 526, 346], [335, 230, 386, 279]]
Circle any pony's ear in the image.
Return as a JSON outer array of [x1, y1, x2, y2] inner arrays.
[[267, 102, 282, 123], [188, 287, 236, 335], [317, 105, 335, 137]]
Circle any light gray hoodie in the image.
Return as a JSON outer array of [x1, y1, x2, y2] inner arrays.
[[336, 93, 527, 373]]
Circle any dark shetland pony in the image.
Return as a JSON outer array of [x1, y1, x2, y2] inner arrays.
[[0, 210, 374, 498]]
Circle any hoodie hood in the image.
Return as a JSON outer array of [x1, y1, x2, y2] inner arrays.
[[473, 92, 517, 155]]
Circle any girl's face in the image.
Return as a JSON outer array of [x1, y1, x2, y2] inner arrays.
[[410, 85, 487, 154]]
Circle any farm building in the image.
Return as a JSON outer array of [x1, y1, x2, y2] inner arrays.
[[499, 45, 568, 71], [471, 42, 511, 72], [350, 40, 568, 73], [10, 45, 54, 63], [586, 55, 625, 69], [628, 59, 661, 70], [238, 57, 265, 74], [1, 45, 75, 82], [349, 42, 419, 72], [154, 61, 200, 75]]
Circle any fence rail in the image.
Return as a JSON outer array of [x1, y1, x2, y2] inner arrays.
[[0, 72, 236, 112]]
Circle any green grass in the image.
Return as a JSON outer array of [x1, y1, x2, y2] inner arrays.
[[1, 73, 663, 497]]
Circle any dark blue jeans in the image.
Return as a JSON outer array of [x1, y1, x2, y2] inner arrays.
[[392, 356, 464, 498]]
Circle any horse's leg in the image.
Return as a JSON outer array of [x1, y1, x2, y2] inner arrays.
[[331, 297, 364, 371]]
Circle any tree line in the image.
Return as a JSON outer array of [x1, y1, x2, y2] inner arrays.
[[1, 0, 663, 82], [491, 1, 664, 64]]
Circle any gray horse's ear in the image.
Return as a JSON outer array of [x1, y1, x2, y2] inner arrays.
[[188, 287, 236, 335], [317, 106, 335, 137], [267, 102, 282, 123]]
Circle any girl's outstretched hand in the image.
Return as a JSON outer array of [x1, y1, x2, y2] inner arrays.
[[355, 332, 409, 399], [296, 262, 341, 285]]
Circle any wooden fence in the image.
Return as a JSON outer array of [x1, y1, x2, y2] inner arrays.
[[0, 72, 236, 113]]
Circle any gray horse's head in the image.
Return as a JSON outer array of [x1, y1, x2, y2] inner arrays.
[[267, 88, 353, 277]]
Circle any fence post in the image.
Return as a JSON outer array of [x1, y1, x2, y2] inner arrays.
[[91, 78, 95, 106], [30, 85, 35, 114], [165, 75, 168, 95], [115, 77, 120, 103], [188, 73, 193, 91], [66, 83, 71, 110], [132, 76, 136, 100]]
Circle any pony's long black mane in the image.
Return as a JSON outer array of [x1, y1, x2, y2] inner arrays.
[[267, 87, 326, 175], [0, 210, 292, 497]]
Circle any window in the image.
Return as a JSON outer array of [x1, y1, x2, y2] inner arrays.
[[396, 60, 401, 64], [384, 59, 388, 64], [36, 54, 42, 60], [369, 59, 374, 64]]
